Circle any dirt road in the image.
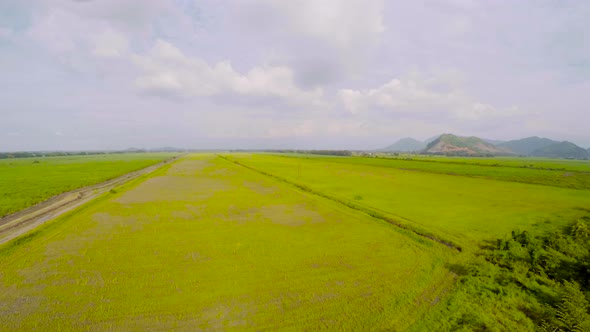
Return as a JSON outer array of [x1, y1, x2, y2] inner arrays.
[[0, 155, 181, 245]]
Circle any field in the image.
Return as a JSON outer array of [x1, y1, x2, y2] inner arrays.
[[0, 155, 455, 330], [285, 154, 590, 190], [0, 153, 176, 218], [0, 153, 589, 330], [377, 154, 590, 173], [227, 154, 590, 250]]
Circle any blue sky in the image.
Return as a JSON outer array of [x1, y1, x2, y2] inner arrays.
[[1, 0, 589, 151]]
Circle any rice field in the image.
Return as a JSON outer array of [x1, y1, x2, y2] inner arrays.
[[1, 153, 589, 330], [377, 154, 590, 172], [0, 153, 176, 218], [0, 155, 455, 330], [226, 154, 590, 250]]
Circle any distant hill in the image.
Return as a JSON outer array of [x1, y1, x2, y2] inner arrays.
[[424, 135, 440, 144], [483, 138, 506, 145], [498, 137, 557, 155], [124, 147, 146, 153], [424, 134, 511, 156], [150, 147, 186, 152], [378, 138, 426, 152], [422, 134, 504, 146], [531, 141, 589, 159]]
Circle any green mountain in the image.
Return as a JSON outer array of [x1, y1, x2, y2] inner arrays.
[[498, 136, 557, 155], [379, 138, 426, 152], [424, 135, 441, 144], [531, 141, 589, 159], [424, 134, 512, 156]]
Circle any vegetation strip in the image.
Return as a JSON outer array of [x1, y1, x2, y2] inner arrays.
[[218, 155, 462, 251], [0, 155, 182, 245]]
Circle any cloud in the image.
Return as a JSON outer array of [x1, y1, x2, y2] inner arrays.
[[2, 0, 590, 151], [132, 40, 324, 107], [92, 28, 128, 57], [0, 27, 13, 40], [259, 0, 384, 50], [37, 0, 174, 33], [24, 1, 201, 67], [233, 0, 385, 86], [339, 73, 521, 122]]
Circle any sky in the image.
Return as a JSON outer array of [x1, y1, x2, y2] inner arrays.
[[1, 0, 589, 151]]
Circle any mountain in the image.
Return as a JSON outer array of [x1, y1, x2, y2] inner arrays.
[[424, 135, 441, 144], [424, 133, 512, 156], [498, 136, 557, 155], [150, 147, 186, 152], [379, 138, 426, 152], [531, 141, 589, 159], [483, 138, 506, 145], [123, 147, 146, 153]]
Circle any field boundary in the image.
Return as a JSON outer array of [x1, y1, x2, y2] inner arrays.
[[0, 155, 183, 245], [218, 155, 462, 252]]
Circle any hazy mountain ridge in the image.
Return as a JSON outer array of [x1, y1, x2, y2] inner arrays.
[[378, 138, 426, 152], [498, 137, 558, 155], [499, 137, 589, 159], [379, 134, 589, 159], [531, 141, 589, 159]]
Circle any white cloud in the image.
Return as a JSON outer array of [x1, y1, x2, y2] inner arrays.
[[0, 27, 13, 40], [92, 29, 128, 57], [132, 40, 324, 107], [259, 0, 384, 50], [3, 0, 589, 150], [235, 0, 385, 86], [26, 8, 131, 68], [339, 73, 521, 121], [27, 9, 83, 56], [38, 0, 174, 33]]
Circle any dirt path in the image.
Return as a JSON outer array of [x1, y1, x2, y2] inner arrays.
[[0, 155, 182, 245]]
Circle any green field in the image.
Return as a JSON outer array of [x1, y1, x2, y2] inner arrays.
[[0, 155, 455, 330], [376, 154, 590, 173], [227, 154, 590, 250], [1, 153, 589, 330], [0, 153, 175, 218], [278, 154, 590, 190]]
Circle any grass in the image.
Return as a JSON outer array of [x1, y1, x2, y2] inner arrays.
[[372, 153, 590, 173], [227, 154, 590, 250], [1, 152, 589, 330], [0, 153, 176, 217], [0, 155, 456, 330], [278, 154, 590, 190]]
